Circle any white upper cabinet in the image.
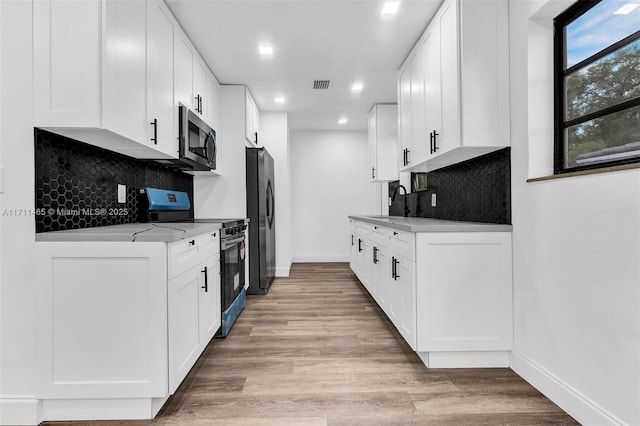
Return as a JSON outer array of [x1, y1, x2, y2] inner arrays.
[[422, 23, 442, 162], [368, 104, 398, 182], [174, 29, 220, 133], [147, 0, 177, 158], [398, 63, 413, 169], [409, 48, 427, 167], [206, 72, 221, 132], [193, 58, 208, 118], [34, 0, 176, 159], [101, 0, 147, 146], [34, 0, 220, 162], [174, 33, 194, 112], [33, 0, 102, 127], [245, 88, 260, 146], [398, 43, 427, 172], [398, 0, 510, 172]]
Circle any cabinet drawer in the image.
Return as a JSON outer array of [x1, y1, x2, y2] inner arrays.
[[370, 225, 388, 247], [386, 229, 416, 261], [199, 230, 220, 256], [355, 222, 374, 239], [168, 232, 219, 280]]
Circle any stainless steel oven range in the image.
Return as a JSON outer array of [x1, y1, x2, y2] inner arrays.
[[205, 219, 247, 336]]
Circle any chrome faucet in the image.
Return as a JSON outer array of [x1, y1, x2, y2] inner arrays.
[[392, 185, 410, 217]]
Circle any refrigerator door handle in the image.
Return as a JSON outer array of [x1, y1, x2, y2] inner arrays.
[[267, 179, 275, 229]]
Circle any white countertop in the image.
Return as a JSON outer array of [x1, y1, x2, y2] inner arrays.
[[35, 222, 223, 243], [348, 215, 512, 233]]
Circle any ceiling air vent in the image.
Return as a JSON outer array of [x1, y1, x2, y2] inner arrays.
[[313, 80, 330, 90]]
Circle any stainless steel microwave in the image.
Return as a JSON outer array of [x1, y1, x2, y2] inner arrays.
[[178, 104, 217, 171]]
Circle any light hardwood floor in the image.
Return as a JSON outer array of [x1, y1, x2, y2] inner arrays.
[[45, 263, 578, 425]]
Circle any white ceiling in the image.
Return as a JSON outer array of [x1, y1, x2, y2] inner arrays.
[[165, 0, 442, 130]]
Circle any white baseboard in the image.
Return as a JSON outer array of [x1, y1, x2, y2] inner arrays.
[[0, 397, 40, 425], [275, 257, 292, 277], [40, 398, 157, 422], [418, 351, 510, 368], [510, 350, 624, 425], [291, 255, 349, 263]]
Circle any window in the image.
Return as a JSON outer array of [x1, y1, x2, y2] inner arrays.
[[554, 0, 640, 173]]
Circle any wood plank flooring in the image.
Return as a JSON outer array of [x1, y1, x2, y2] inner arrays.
[[44, 263, 578, 425]]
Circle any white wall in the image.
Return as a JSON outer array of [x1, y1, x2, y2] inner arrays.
[[0, 1, 40, 424], [194, 85, 247, 219], [260, 112, 292, 276], [509, 1, 640, 425], [290, 130, 378, 262]]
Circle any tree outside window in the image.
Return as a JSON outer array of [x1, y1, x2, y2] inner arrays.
[[554, 0, 640, 173]]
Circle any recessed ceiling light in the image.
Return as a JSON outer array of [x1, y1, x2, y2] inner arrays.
[[381, 2, 400, 15], [614, 3, 639, 14], [275, 96, 285, 104], [259, 45, 273, 56], [351, 82, 364, 93], [338, 117, 348, 125]]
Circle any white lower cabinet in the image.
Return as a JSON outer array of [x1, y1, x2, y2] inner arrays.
[[395, 255, 416, 349], [35, 229, 221, 420], [349, 220, 358, 274], [168, 255, 220, 393], [35, 242, 169, 399], [372, 246, 390, 311], [415, 232, 512, 367], [349, 219, 512, 367]]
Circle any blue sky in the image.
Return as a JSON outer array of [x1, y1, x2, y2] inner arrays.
[[566, 0, 640, 68]]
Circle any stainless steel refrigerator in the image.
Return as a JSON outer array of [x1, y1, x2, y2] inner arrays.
[[246, 147, 276, 295]]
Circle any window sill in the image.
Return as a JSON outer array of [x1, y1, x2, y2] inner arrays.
[[527, 162, 640, 182]]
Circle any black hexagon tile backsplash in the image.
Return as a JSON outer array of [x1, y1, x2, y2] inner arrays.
[[35, 129, 193, 233], [389, 148, 511, 224]]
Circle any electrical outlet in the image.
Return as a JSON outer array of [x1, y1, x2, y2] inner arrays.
[[117, 184, 126, 204], [431, 193, 436, 207]]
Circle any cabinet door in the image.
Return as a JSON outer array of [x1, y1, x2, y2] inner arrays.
[[360, 238, 371, 291], [349, 222, 358, 274], [368, 244, 380, 300], [397, 257, 416, 350], [168, 264, 203, 394], [373, 246, 390, 312], [245, 90, 259, 144], [368, 107, 377, 182], [422, 24, 442, 160], [102, 0, 147, 144], [376, 105, 399, 181], [437, 0, 461, 157], [416, 232, 513, 353], [357, 237, 373, 292], [252, 101, 260, 142], [175, 32, 194, 111], [207, 72, 220, 130], [35, 242, 168, 399], [245, 90, 254, 143], [388, 255, 401, 327], [199, 255, 221, 345], [147, 0, 176, 157], [174, 30, 194, 147], [409, 49, 427, 166], [193, 58, 208, 118], [398, 64, 412, 170], [34, 0, 101, 127]]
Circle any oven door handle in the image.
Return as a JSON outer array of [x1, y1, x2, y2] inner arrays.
[[221, 234, 245, 250]]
